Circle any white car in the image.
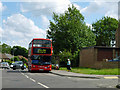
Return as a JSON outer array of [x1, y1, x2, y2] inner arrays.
[[0, 62, 10, 69]]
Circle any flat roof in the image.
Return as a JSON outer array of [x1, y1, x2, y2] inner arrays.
[[82, 46, 120, 49]]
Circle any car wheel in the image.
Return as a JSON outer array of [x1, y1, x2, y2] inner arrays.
[[13, 68, 16, 70], [21, 68, 24, 70]]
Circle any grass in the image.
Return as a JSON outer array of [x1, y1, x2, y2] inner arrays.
[[59, 67, 120, 75]]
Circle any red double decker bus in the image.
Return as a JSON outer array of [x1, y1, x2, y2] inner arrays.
[[28, 38, 52, 72]]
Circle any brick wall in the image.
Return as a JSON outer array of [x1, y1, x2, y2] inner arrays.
[[79, 47, 120, 69], [97, 48, 113, 61], [116, 24, 120, 48], [79, 47, 95, 68]]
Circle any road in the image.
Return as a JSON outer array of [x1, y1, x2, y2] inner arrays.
[[1, 69, 118, 88]]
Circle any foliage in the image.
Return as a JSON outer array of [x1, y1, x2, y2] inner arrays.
[[11, 46, 28, 58], [47, 5, 96, 54], [4, 60, 13, 65], [11, 56, 20, 62], [58, 50, 72, 67], [1, 43, 11, 54], [92, 16, 118, 46], [72, 49, 80, 67]]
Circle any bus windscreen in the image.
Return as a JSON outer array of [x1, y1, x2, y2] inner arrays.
[[31, 55, 51, 65]]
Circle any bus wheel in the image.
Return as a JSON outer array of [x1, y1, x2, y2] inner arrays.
[[28, 69, 30, 72], [30, 70, 33, 73]]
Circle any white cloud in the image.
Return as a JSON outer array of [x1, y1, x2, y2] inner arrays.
[[20, 0, 82, 16], [0, 1, 6, 12], [41, 15, 49, 29], [2, 14, 46, 48], [81, 1, 118, 20], [0, 27, 3, 38]]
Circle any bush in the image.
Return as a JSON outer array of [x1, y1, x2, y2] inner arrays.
[[4, 60, 12, 65], [72, 50, 80, 67], [57, 49, 80, 67], [58, 49, 73, 67], [11, 56, 20, 61]]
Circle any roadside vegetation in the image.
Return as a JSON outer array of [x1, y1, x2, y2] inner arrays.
[[47, 5, 118, 67], [60, 67, 119, 75]]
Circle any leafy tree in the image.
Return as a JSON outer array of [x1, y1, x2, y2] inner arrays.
[[92, 16, 118, 46], [1, 43, 11, 54], [47, 5, 96, 54], [59, 50, 72, 65], [11, 46, 28, 58]]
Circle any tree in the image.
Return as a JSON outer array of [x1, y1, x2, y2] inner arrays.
[[47, 5, 96, 54], [11, 46, 28, 58], [92, 16, 118, 46], [1, 43, 11, 54]]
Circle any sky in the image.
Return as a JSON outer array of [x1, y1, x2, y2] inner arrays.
[[0, 0, 119, 49]]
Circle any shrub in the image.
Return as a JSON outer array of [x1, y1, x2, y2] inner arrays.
[[11, 56, 20, 62]]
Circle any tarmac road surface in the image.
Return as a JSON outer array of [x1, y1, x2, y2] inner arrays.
[[1, 69, 118, 88]]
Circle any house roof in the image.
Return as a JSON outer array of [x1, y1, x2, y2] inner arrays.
[[18, 55, 28, 61], [0, 52, 13, 59]]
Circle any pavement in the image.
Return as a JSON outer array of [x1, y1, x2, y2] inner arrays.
[[51, 70, 119, 79]]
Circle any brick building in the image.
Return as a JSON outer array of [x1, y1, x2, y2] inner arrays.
[[116, 24, 120, 48], [79, 46, 120, 69], [79, 24, 120, 69]]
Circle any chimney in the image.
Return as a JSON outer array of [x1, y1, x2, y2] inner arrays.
[[116, 24, 120, 48]]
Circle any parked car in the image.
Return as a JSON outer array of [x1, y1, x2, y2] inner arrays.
[[108, 56, 120, 62], [10, 61, 26, 70], [52, 64, 59, 70], [0, 62, 10, 69]]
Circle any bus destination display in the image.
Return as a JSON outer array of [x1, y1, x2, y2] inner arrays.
[[33, 48, 51, 54]]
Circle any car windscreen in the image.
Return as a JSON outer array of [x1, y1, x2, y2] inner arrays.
[[14, 61, 23, 64], [114, 56, 120, 60]]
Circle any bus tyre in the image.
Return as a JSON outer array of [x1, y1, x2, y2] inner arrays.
[[28, 69, 30, 72], [30, 70, 33, 73]]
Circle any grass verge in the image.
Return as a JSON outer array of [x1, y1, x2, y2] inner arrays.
[[59, 67, 119, 75]]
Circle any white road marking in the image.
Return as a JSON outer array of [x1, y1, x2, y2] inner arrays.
[[29, 78, 36, 82], [21, 73, 24, 75], [37, 82, 49, 88], [25, 75, 29, 78], [20, 71, 49, 88]]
